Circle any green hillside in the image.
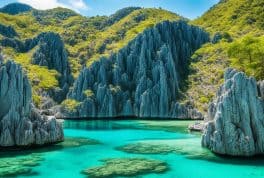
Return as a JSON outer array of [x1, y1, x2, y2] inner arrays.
[[0, 7, 182, 76], [193, 0, 264, 37], [2, 1, 262, 114], [185, 0, 264, 112], [0, 4, 182, 106], [0, 8, 181, 76]]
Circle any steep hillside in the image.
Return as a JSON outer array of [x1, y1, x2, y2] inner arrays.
[[0, 3, 182, 108], [0, 4, 182, 76], [185, 0, 264, 113], [64, 21, 209, 118], [193, 0, 264, 37], [0, 59, 63, 147]]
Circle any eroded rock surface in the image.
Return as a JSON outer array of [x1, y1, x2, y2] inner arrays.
[[66, 21, 209, 119], [0, 60, 63, 147], [32, 32, 73, 102], [0, 24, 18, 38], [0, 32, 73, 103], [202, 68, 264, 156]]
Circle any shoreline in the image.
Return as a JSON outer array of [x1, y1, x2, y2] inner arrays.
[[60, 116, 204, 121]]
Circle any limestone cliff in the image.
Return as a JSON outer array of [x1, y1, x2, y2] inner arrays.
[[32, 32, 73, 102], [66, 21, 209, 119], [0, 32, 73, 103], [0, 24, 18, 38], [202, 68, 264, 156], [0, 60, 63, 147]]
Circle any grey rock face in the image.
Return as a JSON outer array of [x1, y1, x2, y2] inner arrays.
[[171, 103, 204, 119], [202, 68, 264, 156], [258, 81, 264, 99], [32, 32, 73, 102], [0, 32, 73, 103], [0, 24, 18, 38], [66, 21, 209, 119], [0, 60, 63, 147]]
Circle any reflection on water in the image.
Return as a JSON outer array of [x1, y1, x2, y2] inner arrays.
[[64, 119, 117, 130], [0, 119, 264, 178]]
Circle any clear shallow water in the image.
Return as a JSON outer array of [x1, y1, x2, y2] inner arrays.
[[0, 120, 264, 178]]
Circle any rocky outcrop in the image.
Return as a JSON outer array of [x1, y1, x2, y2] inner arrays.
[[32, 32, 73, 102], [0, 60, 63, 147], [0, 33, 42, 52], [66, 21, 209, 119], [0, 32, 73, 103], [0, 24, 18, 38], [171, 103, 204, 119], [202, 68, 264, 156], [258, 81, 264, 99], [211, 32, 232, 44]]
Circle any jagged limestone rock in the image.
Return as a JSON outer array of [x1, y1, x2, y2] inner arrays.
[[171, 103, 204, 119], [0, 60, 63, 147], [32, 32, 73, 102], [258, 81, 264, 99], [0, 32, 73, 103], [66, 21, 209, 119], [202, 68, 264, 156], [32, 33, 70, 78], [0, 24, 18, 38]]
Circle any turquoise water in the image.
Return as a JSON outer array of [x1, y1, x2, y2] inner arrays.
[[1, 120, 264, 178]]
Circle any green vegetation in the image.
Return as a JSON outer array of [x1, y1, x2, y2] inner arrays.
[[1, 1, 263, 114], [82, 158, 168, 178], [193, 0, 264, 37], [228, 35, 264, 80], [0, 6, 181, 106], [85, 8, 183, 66], [185, 0, 264, 113], [109, 85, 121, 93], [83, 89, 94, 98], [61, 99, 80, 112], [2, 47, 59, 106], [0, 7, 182, 76], [185, 42, 229, 112]]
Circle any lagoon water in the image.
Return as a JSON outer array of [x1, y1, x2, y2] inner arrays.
[[1, 120, 264, 178]]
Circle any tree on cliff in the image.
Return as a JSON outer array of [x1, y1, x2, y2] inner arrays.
[[228, 36, 264, 80]]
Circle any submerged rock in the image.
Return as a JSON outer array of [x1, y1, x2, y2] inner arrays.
[[82, 158, 168, 178], [0, 60, 63, 147], [202, 68, 264, 156], [66, 21, 209, 119], [188, 122, 205, 132], [0, 153, 43, 177]]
